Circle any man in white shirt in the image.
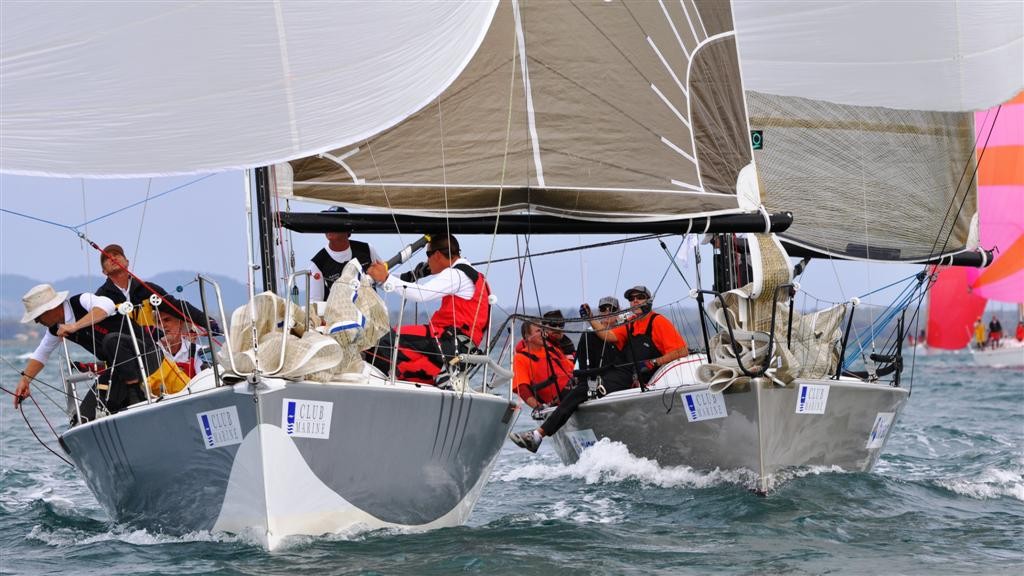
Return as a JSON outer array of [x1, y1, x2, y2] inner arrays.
[[366, 234, 491, 385], [309, 206, 382, 301], [14, 284, 160, 422]]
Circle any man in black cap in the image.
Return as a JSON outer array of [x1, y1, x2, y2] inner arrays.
[[542, 310, 576, 361], [309, 206, 381, 301]]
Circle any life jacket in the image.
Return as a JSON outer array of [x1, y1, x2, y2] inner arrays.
[[96, 278, 166, 327], [312, 241, 372, 299], [577, 330, 623, 373], [622, 313, 664, 364], [429, 263, 490, 345], [49, 294, 132, 361], [146, 358, 190, 396], [147, 340, 198, 396], [515, 341, 573, 405]]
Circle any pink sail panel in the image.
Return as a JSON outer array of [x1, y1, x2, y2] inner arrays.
[[975, 92, 1024, 148], [973, 92, 1024, 303], [927, 267, 988, 350], [974, 234, 1024, 299]]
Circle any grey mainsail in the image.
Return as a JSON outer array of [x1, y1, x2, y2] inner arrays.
[[283, 0, 753, 221]]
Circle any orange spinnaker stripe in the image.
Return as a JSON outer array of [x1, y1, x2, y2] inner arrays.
[[978, 145, 1024, 186], [1007, 92, 1024, 106], [974, 234, 1024, 290]]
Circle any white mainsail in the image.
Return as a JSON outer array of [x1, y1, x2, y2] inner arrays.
[[0, 1, 498, 178]]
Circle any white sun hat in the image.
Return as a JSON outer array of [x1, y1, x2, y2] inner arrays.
[[21, 284, 68, 323]]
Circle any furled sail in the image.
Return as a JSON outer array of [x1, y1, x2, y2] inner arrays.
[[284, 0, 753, 222], [0, 2, 497, 177], [735, 1, 1024, 262]]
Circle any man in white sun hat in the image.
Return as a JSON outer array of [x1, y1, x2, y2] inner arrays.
[[14, 284, 160, 423]]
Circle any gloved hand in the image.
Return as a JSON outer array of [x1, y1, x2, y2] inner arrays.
[[637, 359, 659, 376], [73, 361, 107, 374], [579, 303, 592, 319], [399, 261, 431, 283], [531, 406, 547, 420]]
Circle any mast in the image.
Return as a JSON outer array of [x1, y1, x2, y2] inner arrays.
[[254, 166, 278, 294]]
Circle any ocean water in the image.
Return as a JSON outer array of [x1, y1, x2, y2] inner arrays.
[[1, 347, 1021, 575]]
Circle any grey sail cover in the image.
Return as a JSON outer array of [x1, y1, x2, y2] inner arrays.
[[284, 0, 752, 222]]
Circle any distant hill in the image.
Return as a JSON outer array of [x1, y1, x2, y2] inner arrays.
[[0, 271, 249, 321]]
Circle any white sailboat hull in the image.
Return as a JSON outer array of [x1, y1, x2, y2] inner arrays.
[[971, 341, 1024, 367], [59, 373, 514, 550], [545, 360, 908, 493]]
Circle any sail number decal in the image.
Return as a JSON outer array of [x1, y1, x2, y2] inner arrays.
[[196, 406, 243, 450], [682, 391, 728, 422], [795, 384, 830, 414], [282, 398, 334, 439], [566, 429, 598, 456], [866, 412, 895, 449]]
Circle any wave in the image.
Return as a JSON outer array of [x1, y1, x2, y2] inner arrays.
[[935, 463, 1024, 501], [497, 438, 757, 490], [27, 524, 246, 548]]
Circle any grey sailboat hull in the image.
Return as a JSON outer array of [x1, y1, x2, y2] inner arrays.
[[547, 361, 908, 493], [60, 374, 515, 549]]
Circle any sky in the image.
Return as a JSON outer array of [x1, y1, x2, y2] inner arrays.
[[0, 172, 928, 316]]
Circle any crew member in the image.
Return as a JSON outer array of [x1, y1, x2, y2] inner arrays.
[[309, 206, 381, 302], [14, 284, 160, 422], [576, 296, 624, 387], [542, 310, 576, 361], [147, 295, 211, 396], [366, 234, 490, 385], [583, 285, 688, 394], [95, 243, 213, 331], [988, 314, 1004, 347], [974, 317, 986, 349], [509, 321, 588, 453]]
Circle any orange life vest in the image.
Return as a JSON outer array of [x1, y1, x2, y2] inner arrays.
[[515, 340, 574, 406]]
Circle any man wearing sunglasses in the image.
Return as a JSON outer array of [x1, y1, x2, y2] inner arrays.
[[576, 296, 625, 384], [366, 234, 491, 385], [582, 285, 688, 394]]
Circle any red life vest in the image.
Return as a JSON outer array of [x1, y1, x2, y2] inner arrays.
[[429, 263, 491, 345], [176, 360, 197, 379]]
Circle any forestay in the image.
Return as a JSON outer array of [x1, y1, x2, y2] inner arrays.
[[0, 1, 497, 177], [283, 0, 753, 222], [734, 0, 1024, 262]]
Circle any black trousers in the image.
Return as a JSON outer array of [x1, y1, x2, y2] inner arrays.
[[77, 332, 160, 421], [540, 383, 590, 437]]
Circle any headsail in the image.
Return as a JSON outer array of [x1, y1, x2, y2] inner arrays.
[[0, 1, 498, 177], [284, 0, 753, 222], [735, 1, 1024, 262], [971, 92, 1024, 300], [926, 91, 1024, 350]]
